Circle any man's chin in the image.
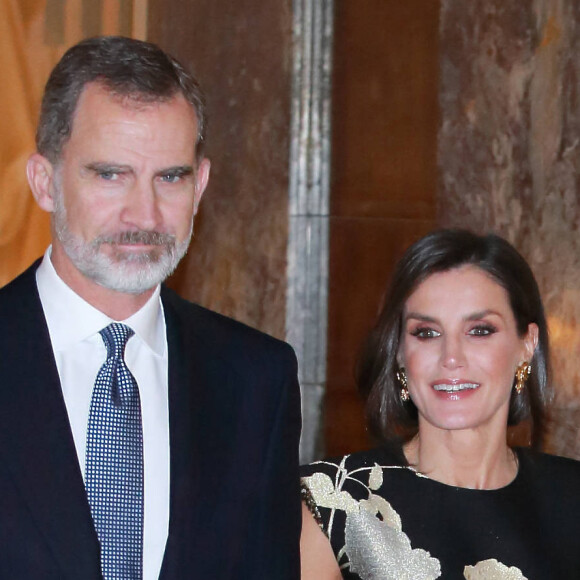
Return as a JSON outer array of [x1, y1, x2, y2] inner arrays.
[[72, 251, 177, 294], [88, 263, 169, 294], [58, 233, 189, 294]]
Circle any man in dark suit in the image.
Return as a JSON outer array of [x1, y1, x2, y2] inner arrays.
[[0, 36, 301, 579]]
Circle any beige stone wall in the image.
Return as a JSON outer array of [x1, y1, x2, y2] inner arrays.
[[0, 0, 147, 286]]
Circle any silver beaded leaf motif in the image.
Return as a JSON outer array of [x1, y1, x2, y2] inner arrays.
[[345, 509, 440, 580]]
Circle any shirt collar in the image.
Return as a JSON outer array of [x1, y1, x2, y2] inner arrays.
[[36, 246, 166, 357]]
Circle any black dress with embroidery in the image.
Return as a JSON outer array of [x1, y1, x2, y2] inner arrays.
[[300, 447, 580, 580]]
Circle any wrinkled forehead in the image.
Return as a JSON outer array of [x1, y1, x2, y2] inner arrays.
[[72, 81, 196, 125], [62, 83, 199, 159]]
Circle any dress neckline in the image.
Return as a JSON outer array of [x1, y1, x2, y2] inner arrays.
[[402, 447, 525, 493]]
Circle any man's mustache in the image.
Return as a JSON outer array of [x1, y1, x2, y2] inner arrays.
[[96, 231, 176, 246]]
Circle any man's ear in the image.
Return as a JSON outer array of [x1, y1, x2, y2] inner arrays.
[[26, 153, 56, 213], [193, 157, 210, 214]]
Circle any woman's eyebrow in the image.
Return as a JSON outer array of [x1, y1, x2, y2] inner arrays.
[[465, 309, 502, 321], [404, 312, 438, 323]]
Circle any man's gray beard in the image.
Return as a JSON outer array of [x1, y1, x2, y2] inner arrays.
[[52, 192, 192, 294]]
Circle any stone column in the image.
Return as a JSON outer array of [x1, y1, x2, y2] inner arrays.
[[287, 0, 333, 462]]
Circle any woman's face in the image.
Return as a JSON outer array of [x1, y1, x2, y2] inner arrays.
[[398, 265, 538, 435]]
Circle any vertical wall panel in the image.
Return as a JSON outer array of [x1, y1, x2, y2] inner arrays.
[[325, 1, 439, 456]]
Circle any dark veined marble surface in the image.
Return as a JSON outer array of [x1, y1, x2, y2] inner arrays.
[[439, 0, 580, 457]]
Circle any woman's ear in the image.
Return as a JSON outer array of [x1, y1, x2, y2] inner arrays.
[[523, 323, 539, 362], [27, 154, 56, 212]]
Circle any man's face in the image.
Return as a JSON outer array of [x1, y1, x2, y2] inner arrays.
[[38, 82, 209, 294]]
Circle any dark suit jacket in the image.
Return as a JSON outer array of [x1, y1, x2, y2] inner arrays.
[[0, 262, 302, 579]]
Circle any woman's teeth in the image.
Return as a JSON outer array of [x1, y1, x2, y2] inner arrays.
[[433, 383, 479, 392]]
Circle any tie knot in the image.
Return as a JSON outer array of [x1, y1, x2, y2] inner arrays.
[[99, 323, 134, 360]]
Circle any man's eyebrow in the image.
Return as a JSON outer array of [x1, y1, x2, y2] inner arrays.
[[84, 162, 133, 173], [157, 165, 194, 177]]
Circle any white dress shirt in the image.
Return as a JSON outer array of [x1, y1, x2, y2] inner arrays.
[[36, 248, 169, 580]]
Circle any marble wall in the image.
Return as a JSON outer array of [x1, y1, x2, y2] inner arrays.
[[148, 0, 293, 340], [439, 0, 580, 457], [147, 0, 440, 459], [145, 0, 580, 459]]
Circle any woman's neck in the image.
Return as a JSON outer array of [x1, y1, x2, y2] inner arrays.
[[404, 426, 518, 490]]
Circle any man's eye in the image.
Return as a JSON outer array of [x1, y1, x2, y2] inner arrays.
[[98, 171, 119, 181], [160, 173, 181, 183], [410, 327, 441, 339]]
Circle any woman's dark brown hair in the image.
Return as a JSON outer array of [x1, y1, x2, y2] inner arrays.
[[356, 229, 551, 450]]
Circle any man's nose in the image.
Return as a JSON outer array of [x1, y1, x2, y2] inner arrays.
[[121, 180, 161, 231]]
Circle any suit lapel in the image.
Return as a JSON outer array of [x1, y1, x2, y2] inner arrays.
[[159, 289, 245, 578], [0, 265, 101, 578], [158, 293, 197, 572]]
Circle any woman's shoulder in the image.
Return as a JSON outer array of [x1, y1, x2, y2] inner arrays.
[[515, 449, 580, 516], [516, 447, 580, 487]]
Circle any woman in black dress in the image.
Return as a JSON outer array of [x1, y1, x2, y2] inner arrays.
[[301, 230, 580, 580]]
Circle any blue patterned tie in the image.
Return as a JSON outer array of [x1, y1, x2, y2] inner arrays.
[[86, 323, 143, 580]]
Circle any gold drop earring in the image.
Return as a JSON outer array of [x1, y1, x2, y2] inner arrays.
[[515, 362, 531, 394], [396, 367, 410, 402]]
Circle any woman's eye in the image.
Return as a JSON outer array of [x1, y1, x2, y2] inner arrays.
[[468, 325, 497, 336], [410, 327, 441, 339]]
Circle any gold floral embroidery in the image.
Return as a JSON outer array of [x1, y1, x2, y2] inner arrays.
[[464, 559, 528, 580], [302, 457, 530, 580], [302, 457, 441, 579], [305, 471, 359, 513]]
